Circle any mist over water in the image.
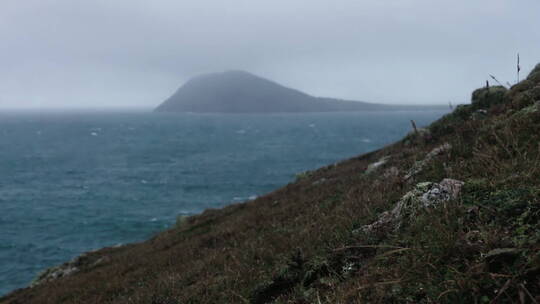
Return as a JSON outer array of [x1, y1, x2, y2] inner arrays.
[[2, 0, 540, 108], [0, 110, 447, 295]]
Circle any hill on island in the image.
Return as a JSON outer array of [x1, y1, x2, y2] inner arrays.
[[154, 70, 443, 113]]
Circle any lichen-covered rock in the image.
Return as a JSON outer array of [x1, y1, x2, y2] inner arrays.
[[32, 265, 79, 286], [31, 252, 106, 287], [357, 179, 464, 235], [32, 265, 78, 287], [471, 86, 507, 109], [405, 143, 451, 180], [357, 210, 394, 235], [393, 179, 464, 226], [295, 170, 313, 180], [312, 177, 328, 186], [366, 156, 390, 174]]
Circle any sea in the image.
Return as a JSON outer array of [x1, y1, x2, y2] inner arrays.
[[0, 109, 448, 295]]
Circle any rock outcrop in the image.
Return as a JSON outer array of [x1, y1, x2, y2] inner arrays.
[[357, 178, 464, 235], [404, 143, 452, 180], [31, 252, 107, 287], [471, 85, 507, 108]]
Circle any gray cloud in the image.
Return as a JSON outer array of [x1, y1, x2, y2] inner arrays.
[[1, 0, 539, 108]]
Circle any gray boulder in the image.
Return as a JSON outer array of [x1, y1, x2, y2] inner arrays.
[[357, 178, 464, 235]]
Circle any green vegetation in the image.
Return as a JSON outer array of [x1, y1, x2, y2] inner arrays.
[[2, 66, 540, 303]]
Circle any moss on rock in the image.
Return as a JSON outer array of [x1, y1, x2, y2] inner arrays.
[[358, 178, 464, 235], [471, 86, 507, 109]]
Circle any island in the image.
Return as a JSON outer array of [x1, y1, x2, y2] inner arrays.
[[154, 70, 444, 113]]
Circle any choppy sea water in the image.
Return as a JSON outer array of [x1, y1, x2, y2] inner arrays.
[[0, 110, 448, 295]]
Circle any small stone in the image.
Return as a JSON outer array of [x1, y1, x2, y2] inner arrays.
[[365, 156, 390, 174], [476, 109, 488, 114], [471, 109, 488, 120], [312, 178, 327, 185]]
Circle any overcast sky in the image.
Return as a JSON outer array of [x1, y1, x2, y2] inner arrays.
[[1, 0, 539, 109]]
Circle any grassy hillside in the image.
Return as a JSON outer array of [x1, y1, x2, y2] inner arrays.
[[3, 64, 540, 303]]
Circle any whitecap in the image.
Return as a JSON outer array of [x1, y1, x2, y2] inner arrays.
[[90, 132, 98, 136], [248, 195, 258, 200], [361, 138, 372, 143]]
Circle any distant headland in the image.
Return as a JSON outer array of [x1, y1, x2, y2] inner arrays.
[[154, 70, 445, 113]]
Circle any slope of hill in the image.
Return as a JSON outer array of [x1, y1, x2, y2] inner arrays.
[[154, 71, 444, 113], [3, 64, 540, 303]]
